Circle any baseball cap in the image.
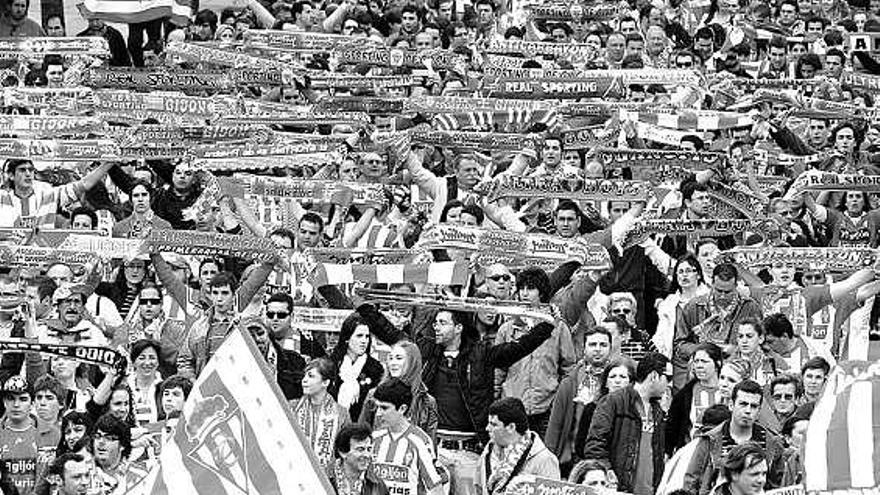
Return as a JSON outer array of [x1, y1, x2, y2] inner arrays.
[[52, 285, 87, 305], [161, 253, 189, 270]]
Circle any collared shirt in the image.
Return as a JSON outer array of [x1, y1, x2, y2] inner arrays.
[[0, 181, 80, 229]]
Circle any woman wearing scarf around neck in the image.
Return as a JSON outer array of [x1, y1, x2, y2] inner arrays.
[[358, 340, 438, 443], [331, 314, 384, 421], [291, 358, 351, 470]]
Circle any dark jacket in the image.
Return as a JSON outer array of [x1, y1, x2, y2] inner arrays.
[[583, 386, 666, 493], [665, 378, 698, 456], [357, 302, 554, 443], [683, 420, 786, 495], [273, 333, 327, 400]]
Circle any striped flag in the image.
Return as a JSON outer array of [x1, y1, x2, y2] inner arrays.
[[128, 327, 334, 495], [311, 261, 469, 287], [79, 0, 193, 26], [804, 363, 880, 494]]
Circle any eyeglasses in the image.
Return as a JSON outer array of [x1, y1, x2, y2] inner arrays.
[[140, 298, 161, 306], [93, 432, 119, 443], [487, 274, 511, 282], [772, 393, 795, 400], [266, 311, 290, 319]]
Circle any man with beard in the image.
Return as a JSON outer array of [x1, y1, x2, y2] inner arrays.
[[0, 0, 44, 36], [545, 327, 613, 474], [39, 286, 107, 346]]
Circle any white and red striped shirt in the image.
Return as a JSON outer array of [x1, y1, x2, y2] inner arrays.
[[372, 424, 443, 495]]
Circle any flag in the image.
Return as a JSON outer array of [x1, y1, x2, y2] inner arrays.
[[79, 0, 193, 26], [311, 261, 469, 287], [129, 327, 334, 495], [804, 362, 880, 494]]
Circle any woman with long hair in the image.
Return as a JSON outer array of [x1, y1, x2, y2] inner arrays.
[[291, 358, 351, 470], [330, 314, 384, 420], [358, 340, 438, 442], [95, 255, 153, 321]]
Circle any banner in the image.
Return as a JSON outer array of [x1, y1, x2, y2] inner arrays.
[[432, 109, 558, 132], [484, 67, 702, 86], [485, 175, 653, 202], [847, 32, 880, 54], [243, 29, 382, 51], [193, 153, 341, 172], [332, 46, 465, 71], [417, 224, 611, 267], [108, 124, 273, 145], [311, 261, 470, 287], [485, 75, 623, 99], [304, 248, 412, 265], [526, 2, 621, 20], [595, 148, 725, 180], [622, 109, 754, 130], [0, 245, 98, 267], [93, 90, 238, 119], [0, 339, 126, 373], [623, 219, 768, 248], [0, 115, 103, 137], [707, 180, 766, 219], [145, 230, 278, 262], [165, 41, 304, 77], [218, 176, 383, 205], [841, 71, 880, 93], [129, 328, 334, 495], [190, 139, 344, 159], [314, 96, 406, 114], [85, 68, 237, 92], [635, 121, 706, 147], [410, 129, 541, 151], [804, 366, 880, 494], [357, 288, 556, 322], [55, 234, 144, 259], [0, 37, 109, 57], [724, 247, 877, 272], [788, 170, 880, 195], [0, 139, 119, 160], [2, 87, 96, 112], [289, 307, 352, 335], [507, 475, 618, 495], [309, 74, 423, 89], [80, 0, 193, 26], [406, 95, 555, 113], [486, 38, 599, 61]]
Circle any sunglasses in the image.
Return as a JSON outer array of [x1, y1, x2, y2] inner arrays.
[[487, 274, 511, 282], [140, 298, 162, 306], [612, 308, 633, 315], [266, 311, 290, 319]]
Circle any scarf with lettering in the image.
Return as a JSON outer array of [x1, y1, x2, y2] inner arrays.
[[485, 431, 535, 495], [292, 394, 342, 469]]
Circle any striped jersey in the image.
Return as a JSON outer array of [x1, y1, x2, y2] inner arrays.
[[0, 181, 79, 229], [372, 424, 443, 495]]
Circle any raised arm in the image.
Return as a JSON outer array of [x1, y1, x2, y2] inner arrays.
[[486, 321, 553, 368], [831, 268, 874, 302]]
